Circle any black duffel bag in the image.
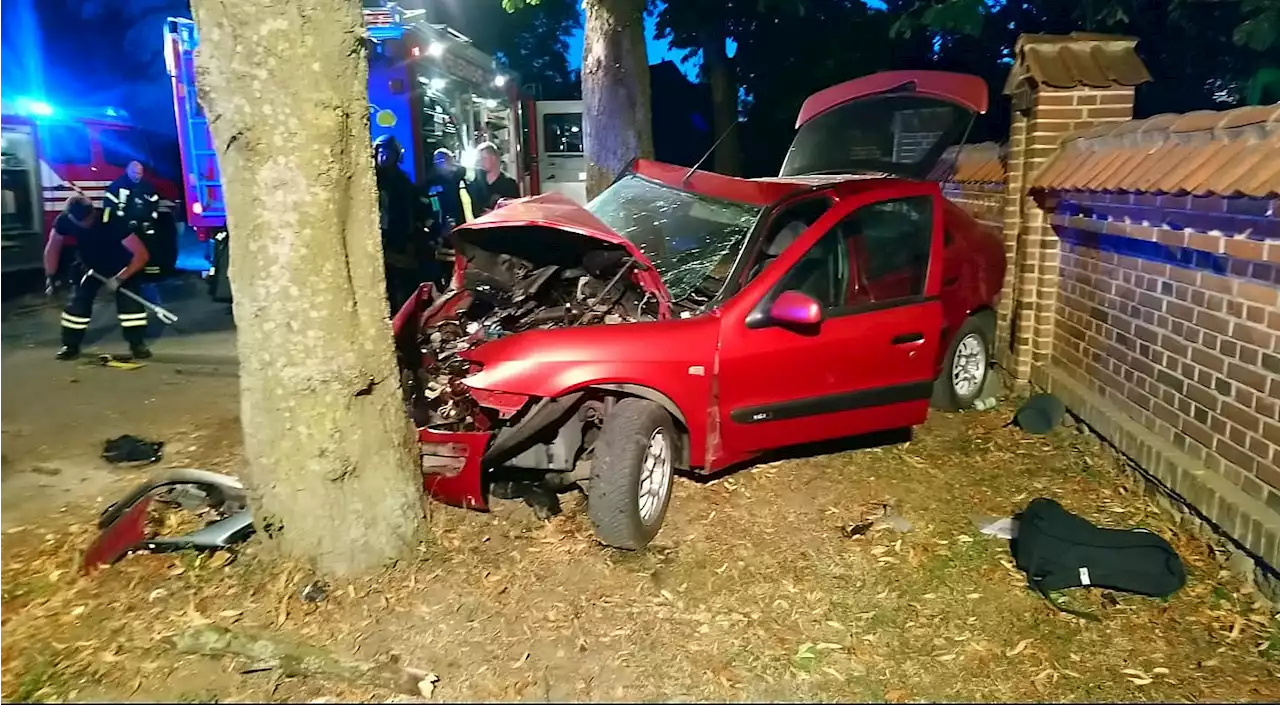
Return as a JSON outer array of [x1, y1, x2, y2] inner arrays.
[[1012, 497, 1186, 618]]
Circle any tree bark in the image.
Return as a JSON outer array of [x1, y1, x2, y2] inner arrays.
[[189, 0, 425, 577], [582, 0, 654, 199], [700, 29, 742, 176]]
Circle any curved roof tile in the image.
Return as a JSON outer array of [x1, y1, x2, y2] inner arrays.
[[1004, 33, 1153, 94], [1032, 104, 1280, 198]]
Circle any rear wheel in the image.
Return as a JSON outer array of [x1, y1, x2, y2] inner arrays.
[[587, 398, 675, 550], [932, 315, 992, 411]]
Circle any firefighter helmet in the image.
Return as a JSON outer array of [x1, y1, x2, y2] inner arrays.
[[373, 134, 403, 165]]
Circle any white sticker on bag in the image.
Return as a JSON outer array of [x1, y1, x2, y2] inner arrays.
[[1078, 566, 1091, 586]]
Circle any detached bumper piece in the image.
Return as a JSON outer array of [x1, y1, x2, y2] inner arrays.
[[82, 469, 253, 574]]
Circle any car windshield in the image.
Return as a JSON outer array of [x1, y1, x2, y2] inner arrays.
[[586, 174, 762, 301]]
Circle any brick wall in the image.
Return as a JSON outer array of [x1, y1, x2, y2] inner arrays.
[[1028, 105, 1280, 577], [949, 33, 1280, 586]]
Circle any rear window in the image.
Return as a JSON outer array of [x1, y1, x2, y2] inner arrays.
[[37, 123, 91, 164], [779, 95, 971, 179]]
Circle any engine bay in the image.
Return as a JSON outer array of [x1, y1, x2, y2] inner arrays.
[[400, 226, 662, 433]]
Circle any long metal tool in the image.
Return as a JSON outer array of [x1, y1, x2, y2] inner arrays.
[[86, 269, 180, 325]]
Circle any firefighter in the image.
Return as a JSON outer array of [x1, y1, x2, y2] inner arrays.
[[103, 161, 164, 305], [373, 135, 422, 312], [423, 148, 475, 233], [44, 194, 153, 361]]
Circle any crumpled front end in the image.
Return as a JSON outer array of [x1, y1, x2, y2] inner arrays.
[[391, 223, 664, 510]]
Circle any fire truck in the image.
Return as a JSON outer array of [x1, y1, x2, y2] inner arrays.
[[163, 2, 583, 301], [1, 99, 184, 275]]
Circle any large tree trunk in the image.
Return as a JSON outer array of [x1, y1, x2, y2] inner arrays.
[[582, 0, 653, 199], [189, 0, 425, 577], [700, 29, 742, 176]]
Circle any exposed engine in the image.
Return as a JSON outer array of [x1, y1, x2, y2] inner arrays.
[[401, 227, 661, 432]]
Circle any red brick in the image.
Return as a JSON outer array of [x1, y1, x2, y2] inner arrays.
[[1232, 321, 1275, 349], [1195, 310, 1233, 336], [1215, 438, 1257, 472], [1246, 434, 1271, 463], [1226, 237, 1268, 261], [1186, 382, 1221, 412], [1183, 418, 1216, 449], [1222, 400, 1262, 434], [1227, 363, 1269, 393], [1256, 394, 1279, 420], [1264, 420, 1280, 447], [1189, 345, 1224, 373]]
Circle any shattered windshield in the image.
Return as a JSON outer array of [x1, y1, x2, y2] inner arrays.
[[586, 174, 762, 301]]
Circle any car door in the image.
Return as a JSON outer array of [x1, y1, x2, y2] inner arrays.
[[712, 183, 945, 459]]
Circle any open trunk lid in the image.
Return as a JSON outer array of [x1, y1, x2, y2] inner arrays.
[[779, 70, 989, 180]]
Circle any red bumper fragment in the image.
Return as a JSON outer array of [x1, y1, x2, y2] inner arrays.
[[82, 496, 153, 574], [419, 428, 489, 510]]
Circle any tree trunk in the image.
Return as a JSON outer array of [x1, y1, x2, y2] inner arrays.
[[189, 0, 425, 577], [700, 29, 742, 176], [582, 0, 653, 199]]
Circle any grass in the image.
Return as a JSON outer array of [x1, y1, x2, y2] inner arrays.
[[12, 654, 67, 703], [2, 402, 1278, 702]]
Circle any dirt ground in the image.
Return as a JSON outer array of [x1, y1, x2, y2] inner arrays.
[[2, 286, 1278, 703]]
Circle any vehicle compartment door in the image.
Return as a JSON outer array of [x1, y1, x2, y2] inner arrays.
[[711, 184, 947, 462]]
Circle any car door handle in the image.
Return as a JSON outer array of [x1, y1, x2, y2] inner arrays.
[[892, 332, 925, 345]]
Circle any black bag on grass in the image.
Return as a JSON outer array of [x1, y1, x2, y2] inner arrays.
[[1012, 498, 1186, 611]]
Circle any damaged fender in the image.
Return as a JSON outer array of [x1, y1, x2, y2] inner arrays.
[[82, 469, 252, 573]]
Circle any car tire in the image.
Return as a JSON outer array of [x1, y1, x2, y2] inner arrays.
[[932, 314, 993, 411], [587, 398, 675, 550]]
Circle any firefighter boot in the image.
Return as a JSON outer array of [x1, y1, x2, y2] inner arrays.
[[56, 345, 81, 361], [130, 343, 153, 360]]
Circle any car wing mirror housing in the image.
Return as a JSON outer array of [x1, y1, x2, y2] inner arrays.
[[744, 289, 824, 331]]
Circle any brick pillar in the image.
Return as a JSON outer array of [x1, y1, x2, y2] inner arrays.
[[1000, 34, 1151, 379]]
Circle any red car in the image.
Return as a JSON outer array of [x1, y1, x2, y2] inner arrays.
[[393, 71, 1006, 550]]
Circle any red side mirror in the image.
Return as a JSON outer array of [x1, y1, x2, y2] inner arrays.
[[769, 290, 824, 327]]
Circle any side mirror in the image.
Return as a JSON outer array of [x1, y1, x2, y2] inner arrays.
[[768, 290, 824, 327]]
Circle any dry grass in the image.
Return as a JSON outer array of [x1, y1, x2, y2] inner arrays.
[[3, 403, 1278, 703]]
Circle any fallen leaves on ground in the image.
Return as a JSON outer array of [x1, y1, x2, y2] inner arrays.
[[3, 402, 1279, 703]]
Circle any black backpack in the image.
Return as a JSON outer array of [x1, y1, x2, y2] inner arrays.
[[1012, 498, 1186, 619]]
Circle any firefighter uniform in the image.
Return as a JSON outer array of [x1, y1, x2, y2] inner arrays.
[[103, 173, 163, 281], [57, 211, 150, 359]]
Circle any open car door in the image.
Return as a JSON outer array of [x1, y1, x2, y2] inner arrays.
[[779, 71, 989, 180]]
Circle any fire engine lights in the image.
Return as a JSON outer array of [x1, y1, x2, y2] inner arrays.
[[427, 41, 445, 58], [193, 202, 204, 215], [429, 77, 448, 91], [15, 97, 54, 117], [493, 74, 507, 88]]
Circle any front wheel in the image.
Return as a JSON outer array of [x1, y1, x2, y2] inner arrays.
[[587, 398, 675, 550], [932, 315, 992, 411]]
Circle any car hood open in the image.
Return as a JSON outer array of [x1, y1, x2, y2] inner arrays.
[[452, 192, 671, 306]]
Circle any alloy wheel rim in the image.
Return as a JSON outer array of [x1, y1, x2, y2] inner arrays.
[[638, 428, 672, 525]]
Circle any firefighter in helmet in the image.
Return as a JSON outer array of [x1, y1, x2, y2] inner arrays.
[[423, 147, 475, 234], [104, 161, 163, 292], [44, 194, 153, 360], [373, 134, 423, 312]]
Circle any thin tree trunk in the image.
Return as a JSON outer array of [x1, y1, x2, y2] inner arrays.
[[189, 0, 425, 577], [582, 0, 653, 199], [700, 29, 742, 176]]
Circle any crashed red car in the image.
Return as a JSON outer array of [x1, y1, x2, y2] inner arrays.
[[393, 71, 1006, 550]]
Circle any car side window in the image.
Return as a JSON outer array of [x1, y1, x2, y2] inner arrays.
[[771, 227, 848, 310], [839, 196, 933, 306], [770, 195, 932, 313]]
